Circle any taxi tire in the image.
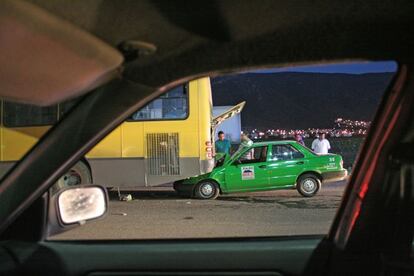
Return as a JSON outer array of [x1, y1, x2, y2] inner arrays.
[[194, 181, 220, 200], [296, 174, 321, 197]]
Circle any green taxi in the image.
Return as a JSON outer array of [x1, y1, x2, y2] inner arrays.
[[174, 140, 347, 199]]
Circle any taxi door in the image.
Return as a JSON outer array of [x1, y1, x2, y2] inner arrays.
[[267, 144, 306, 187], [224, 146, 270, 192]]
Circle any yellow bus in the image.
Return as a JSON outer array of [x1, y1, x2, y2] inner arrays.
[[0, 77, 244, 190]]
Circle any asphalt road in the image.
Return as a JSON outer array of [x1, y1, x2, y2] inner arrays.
[[52, 180, 347, 240]]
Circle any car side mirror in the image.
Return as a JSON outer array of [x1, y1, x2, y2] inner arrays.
[[47, 185, 108, 237]]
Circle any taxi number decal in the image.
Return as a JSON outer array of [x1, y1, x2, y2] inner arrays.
[[241, 166, 255, 180], [326, 163, 336, 169]]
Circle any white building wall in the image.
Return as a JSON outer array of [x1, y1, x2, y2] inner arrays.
[[213, 106, 242, 143]]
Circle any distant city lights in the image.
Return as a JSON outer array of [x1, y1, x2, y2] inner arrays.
[[243, 118, 371, 140]]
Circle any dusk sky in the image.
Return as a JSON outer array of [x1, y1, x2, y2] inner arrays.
[[251, 61, 397, 74]]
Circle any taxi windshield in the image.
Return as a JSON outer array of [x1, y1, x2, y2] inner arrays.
[[230, 140, 253, 160]]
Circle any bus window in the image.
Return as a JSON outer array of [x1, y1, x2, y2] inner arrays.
[[3, 101, 58, 127], [130, 85, 188, 120]]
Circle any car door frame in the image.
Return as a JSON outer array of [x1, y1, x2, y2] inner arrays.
[[305, 66, 414, 275]]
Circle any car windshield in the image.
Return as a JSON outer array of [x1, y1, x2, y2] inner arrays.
[[0, 61, 398, 240], [229, 142, 252, 160]]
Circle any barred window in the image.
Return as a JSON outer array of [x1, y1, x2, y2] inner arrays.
[[147, 133, 180, 176]]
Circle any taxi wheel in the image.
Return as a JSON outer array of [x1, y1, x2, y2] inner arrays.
[[296, 174, 321, 197], [50, 161, 92, 195], [195, 181, 220, 200]]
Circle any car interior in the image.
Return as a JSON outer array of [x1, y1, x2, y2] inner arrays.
[[0, 0, 414, 275]]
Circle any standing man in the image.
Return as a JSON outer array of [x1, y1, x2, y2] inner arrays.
[[311, 133, 331, 155], [215, 131, 231, 155]]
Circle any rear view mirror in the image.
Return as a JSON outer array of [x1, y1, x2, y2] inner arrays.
[[47, 185, 108, 237], [58, 186, 107, 224]]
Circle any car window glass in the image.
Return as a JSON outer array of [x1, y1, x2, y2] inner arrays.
[[2, 61, 397, 240], [238, 146, 267, 164], [49, 61, 397, 240], [271, 145, 304, 161]]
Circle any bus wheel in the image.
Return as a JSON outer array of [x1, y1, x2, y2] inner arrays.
[[50, 161, 92, 195], [195, 181, 220, 200], [296, 174, 321, 197]]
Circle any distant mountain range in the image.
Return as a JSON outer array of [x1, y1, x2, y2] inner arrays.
[[211, 72, 395, 129]]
